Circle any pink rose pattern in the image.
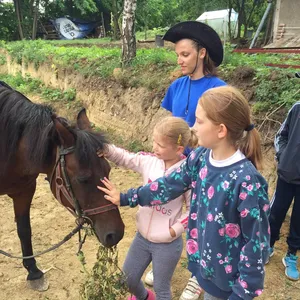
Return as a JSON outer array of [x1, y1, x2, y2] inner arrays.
[[199, 166, 208, 180], [207, 186, 214, 199], [185, 162, 269, 299], [225, 223, 241, 238], [126, 149, 270, 299], [186, 239, 198, 255], [149, 182, 158, 191], [190, 228, 198, 239]]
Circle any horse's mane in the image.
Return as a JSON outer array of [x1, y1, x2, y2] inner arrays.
[[0, 86, 107, 174], [68, 125, 108, 168]]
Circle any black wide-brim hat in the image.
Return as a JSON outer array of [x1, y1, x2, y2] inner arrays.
[[163, 21, 223, 67]]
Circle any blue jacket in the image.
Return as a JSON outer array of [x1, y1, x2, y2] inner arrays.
[[274, 102, 300, 184]]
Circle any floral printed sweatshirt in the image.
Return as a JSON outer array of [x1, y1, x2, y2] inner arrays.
[[120, 147, 270, 300], [106, 145, 190, 243]]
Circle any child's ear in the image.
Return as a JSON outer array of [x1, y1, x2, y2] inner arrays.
[[177, 145, 185, 155], [218, 124, 228, 139]]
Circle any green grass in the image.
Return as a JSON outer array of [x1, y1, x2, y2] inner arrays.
[[48, 37, 114, 46], [1, 73, 77, 102], [0, 52, 6, 65], [1, 39, 299, 113]]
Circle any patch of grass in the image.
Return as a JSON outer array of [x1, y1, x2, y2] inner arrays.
[[78, 245, 128, 300], [253, 69, 299, 112], [0, 73, 43, 94], [1, 40, 299, 112], [1, 73, 77, 103], [0, 52, 6, 65], [41, 87, 76, 102], [48, 37, 114, 46], [180, 258, 188, 269]]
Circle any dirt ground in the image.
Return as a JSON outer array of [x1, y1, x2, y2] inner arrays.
[[0, 163, 300, 300], [0, 94, 299, 300]]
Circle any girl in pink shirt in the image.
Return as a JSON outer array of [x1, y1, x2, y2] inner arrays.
[[102, 117, 198, 300]]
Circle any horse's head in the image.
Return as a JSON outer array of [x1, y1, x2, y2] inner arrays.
[[50, 109, 124, 247]]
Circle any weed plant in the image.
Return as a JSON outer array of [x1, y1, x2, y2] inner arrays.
[[78, 246, 128, 300]]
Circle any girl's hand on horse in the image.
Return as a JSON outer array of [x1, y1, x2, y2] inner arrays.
[[97, 146, 109, 158], [97, 177, 121, 206]]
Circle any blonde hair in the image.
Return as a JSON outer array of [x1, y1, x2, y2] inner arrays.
[[199, 86, 263, 170], [154, 117, 198, 148]]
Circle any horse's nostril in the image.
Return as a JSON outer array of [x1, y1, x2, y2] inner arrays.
[[105, 231, 123, 247], [105, 233, 116, 247]]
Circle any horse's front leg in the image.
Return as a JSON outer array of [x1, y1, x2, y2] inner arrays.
[[10, 182, 48, 291]]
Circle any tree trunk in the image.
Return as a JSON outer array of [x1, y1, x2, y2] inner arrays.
[[235, 0, 246, 39], [112, 0, 121, 40], [244, 1, 257, 38], [122, 0, 137, 67], [13, 0, 24, 40], [32, 0, 40, 40], [228, 0, 233, 40]]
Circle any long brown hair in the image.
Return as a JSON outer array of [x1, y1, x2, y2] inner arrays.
[[191, 40, 217, 76], [199, 86, 263, 170]]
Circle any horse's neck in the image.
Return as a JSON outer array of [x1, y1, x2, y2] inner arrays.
[[41, 149, 57, 178]]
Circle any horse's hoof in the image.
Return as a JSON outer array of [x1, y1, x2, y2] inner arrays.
[[27, 276, 49, 291]]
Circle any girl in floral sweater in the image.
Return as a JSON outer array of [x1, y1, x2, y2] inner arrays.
[[99, 86, 270, 300], [101, 116, 198, 300]]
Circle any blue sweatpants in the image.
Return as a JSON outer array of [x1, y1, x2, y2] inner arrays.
[[123, 232, 183, 300]]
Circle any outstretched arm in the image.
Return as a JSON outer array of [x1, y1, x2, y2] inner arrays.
[[99, 144, 152, 173], [98, 157, 195, 207]]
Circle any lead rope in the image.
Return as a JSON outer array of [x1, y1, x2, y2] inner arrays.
[[0, 223, 82, 259]]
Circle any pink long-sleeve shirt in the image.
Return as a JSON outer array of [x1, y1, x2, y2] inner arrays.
[[106, 145, 190, 243]]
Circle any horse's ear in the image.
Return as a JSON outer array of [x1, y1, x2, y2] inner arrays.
[[77, 108, 92, 130], [53, 118, 75, 148]]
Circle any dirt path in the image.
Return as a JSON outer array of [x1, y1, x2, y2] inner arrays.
[[0, 95, 299, 299], [0, 164, 300, 300]]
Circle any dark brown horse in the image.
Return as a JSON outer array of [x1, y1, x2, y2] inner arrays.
[[0, 82, 124, 290]]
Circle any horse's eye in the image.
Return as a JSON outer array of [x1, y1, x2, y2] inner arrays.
[[77, 176, 92, 184]]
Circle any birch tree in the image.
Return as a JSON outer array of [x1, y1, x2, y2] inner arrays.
[[121, 0, 136, 66]]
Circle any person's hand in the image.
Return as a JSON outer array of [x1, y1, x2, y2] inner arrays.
[[97, 177, 121, 206], [97, 146, 109, 158], [169, 227, 176, 238]]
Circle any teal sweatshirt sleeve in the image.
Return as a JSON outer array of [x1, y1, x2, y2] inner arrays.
[[120, 148, 204, 207], [232, 174, 270, 299]]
